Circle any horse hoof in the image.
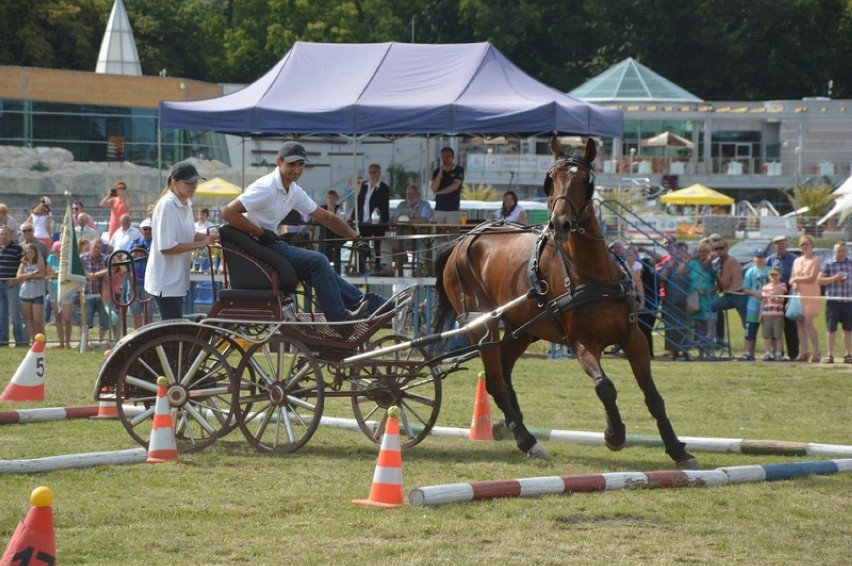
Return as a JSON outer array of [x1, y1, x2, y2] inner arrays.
[[492, 419, 511, 441], [676, 457, 701, 470], [604, 440, 625, 452], [526, 443, 551, 460]]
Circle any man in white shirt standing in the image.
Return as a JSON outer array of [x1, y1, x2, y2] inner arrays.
[[221, 142, 386, 322]]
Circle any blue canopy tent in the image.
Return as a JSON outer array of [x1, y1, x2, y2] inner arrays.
[[159, 42, 623, 137]]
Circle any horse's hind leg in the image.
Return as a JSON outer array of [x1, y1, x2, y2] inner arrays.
[[574, 343, 626, 451], [624, 330, 700, 469]]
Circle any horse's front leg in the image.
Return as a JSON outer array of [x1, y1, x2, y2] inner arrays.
[[623, 331, 700, 469], [479, 329, 548, 459], [575, 343, 626, 451]]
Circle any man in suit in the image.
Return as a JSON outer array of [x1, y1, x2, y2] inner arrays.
[[351, 163, 390, 272]]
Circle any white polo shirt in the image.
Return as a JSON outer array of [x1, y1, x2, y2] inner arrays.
[[239, 169, 317, 231], [145, 192, 195, 297]]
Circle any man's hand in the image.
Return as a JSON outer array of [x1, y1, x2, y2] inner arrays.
[[258, 229, 278, 246], [354, 238, 372, 261]]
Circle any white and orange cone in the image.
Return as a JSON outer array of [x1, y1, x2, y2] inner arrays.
[[0, 334, 46, 402], [146, 376, 178, 464], [1, 486, 56, 565], [91, 387, 118, 419], [468, 372, 494, 441], [354, 406, 404, 508]]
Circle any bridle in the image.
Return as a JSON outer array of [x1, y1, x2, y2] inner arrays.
[[546, 155, 596, 234]]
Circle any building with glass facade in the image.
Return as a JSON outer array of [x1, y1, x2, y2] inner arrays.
[[0, 66, 229, 167]]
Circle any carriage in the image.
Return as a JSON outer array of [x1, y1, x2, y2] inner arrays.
[[93, 224, 472, 455], [96, 138, 698, 469]]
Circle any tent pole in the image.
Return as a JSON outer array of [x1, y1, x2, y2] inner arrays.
[[241, 134, 246, 189], [156, 128, 163, 187], [351, 135, 359, 235]]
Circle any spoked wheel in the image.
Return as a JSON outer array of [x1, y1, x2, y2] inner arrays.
[[232, 335, 324, 453], [114, 332, 237, 452], [350, 334, 442, 448]]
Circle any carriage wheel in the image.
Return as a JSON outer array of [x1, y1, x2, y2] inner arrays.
[[350, 334, 442, 448], [232, 335, 324, 454], [114, 333, 236, 452]]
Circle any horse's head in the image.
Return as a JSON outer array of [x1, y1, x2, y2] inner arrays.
[[544, 136, 596, 241]]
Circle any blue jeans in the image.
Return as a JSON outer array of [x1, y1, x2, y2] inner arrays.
[[154, 295, 184, 320], [0, 281, 25, 345], [84, 294, 109, 330], [268, 241, 385, 321], [710, 293, 748, 341]]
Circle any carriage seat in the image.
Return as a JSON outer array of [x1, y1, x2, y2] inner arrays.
[[217, 224, 299, 302]]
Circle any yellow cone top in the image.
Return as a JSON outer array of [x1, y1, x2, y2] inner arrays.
[[34, 333, 45, 344], [387, 406, 401, 419], [157, 376, 168, 387], [31, 486, 53, 507], [477, 371, 486, 380]]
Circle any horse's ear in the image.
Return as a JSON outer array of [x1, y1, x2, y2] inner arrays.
[[550, 134, 561, 159], [584, 137, 597, 163]]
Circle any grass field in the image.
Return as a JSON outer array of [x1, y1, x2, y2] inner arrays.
[[1, 330, 850, 564]]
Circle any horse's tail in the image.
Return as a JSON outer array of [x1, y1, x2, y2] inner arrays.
[[433, 240, 460, 333]]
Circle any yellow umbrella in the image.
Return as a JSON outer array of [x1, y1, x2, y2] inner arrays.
[[660, 184, 734, 206], [195, 177, 242, 198]]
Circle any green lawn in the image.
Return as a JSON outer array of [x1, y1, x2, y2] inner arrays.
[[1, 333, 849, 565]]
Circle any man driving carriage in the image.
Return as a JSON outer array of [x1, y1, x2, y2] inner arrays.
[[221, 141, 386, 322]]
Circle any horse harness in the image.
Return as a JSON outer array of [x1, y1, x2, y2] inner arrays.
[[513, 228, 637, 344], [449, 219, 637, 348]]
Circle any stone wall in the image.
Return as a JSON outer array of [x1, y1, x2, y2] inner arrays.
[[0, 146, 268, 224], [701, 214, 739, 239]]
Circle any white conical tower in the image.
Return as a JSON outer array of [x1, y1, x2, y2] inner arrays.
[[95, 0, 142, 76]]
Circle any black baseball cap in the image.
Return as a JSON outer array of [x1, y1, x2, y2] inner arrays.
[[277, 142, 309, 163], [169, 161, 205, 183]]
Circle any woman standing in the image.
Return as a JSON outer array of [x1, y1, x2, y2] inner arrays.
[[27, 197, 53, 248], [789, 234, 822, 362], [144, 162, 216, 320], [17, 243, 46, 342], [687, 242, 717, 356], [100, 180, 131, 239], [493, 190, 528, 224]]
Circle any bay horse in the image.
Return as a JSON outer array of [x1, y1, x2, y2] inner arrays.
[[434, 136, 699, 469]]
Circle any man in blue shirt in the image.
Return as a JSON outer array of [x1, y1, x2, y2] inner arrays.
[[125, 218, 154, 328], [817, 241, 852, 363]]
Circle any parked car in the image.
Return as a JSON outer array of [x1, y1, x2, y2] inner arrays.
[[727, 239, 772, 269]]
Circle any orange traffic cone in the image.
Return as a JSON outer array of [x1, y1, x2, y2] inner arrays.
[[0, 334, 46, 402], [91, 387, 118, 419], [1, 486, 56, 565], [146, 376, 179, 464], [468, 371, 494, 441], [353, 406, 404, 508]]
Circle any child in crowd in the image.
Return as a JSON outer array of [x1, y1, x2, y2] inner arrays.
[[760, 265, 788, 361], [46, 240, 72, 348], [741, 248, 770, 360], [17, 243, 46, 343]]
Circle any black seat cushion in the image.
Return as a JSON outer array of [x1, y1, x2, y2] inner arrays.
[[219, 224, 299, 293]]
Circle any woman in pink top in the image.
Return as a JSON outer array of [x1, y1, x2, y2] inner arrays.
[[790, 234, 822, 362], [100, 180, 131, 238]]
